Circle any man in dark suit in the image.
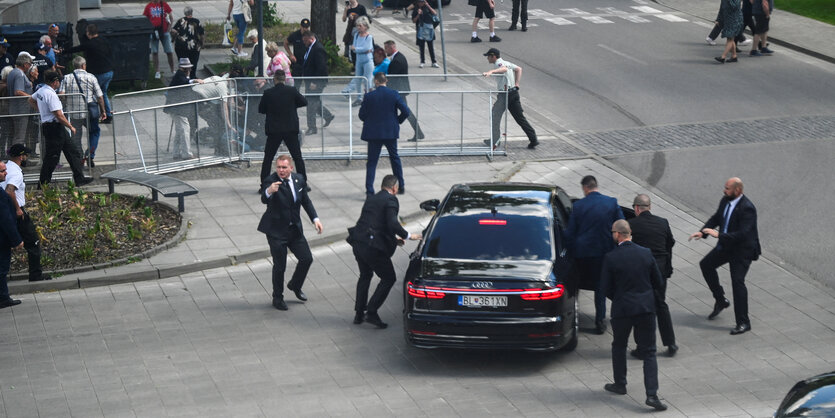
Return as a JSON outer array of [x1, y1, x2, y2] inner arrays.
[[0, 162, 24, 309], [301, 32, 334, 135], [628, 194, 678, 357], [258, 71, 308, 187], [358, 73, 411, 197], [566, 175, 624, 334], [257, 154, 324, 310], [347, 174, 421, 328], [600, 220, 668, 412], [383, 40, 424, 142], [689, 177, 760, 335]]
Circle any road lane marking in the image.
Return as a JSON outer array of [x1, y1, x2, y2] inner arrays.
[[655, 14, 689, 22], [631, 6, 663, 13], [597, 44, 648, 65]]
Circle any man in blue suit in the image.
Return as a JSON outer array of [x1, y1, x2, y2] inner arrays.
[[358, 72, 411, 197], [566, 175, 625, 334], [0, 162, 24, 309]]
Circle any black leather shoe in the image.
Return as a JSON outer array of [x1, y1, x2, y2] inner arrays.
[[29, 274, 53, 282], [604, 383, 626, 395], [521, 26, 527, 32], [714, 56, 726, 64], [708, 298, 730, 320], [630, 348, 645, 360], [364, 313, 388, 329], [527, 140, 540, 149], [287, 285, 307, 301], [667, 344, 678, 357], [0, 299, 22, 309], [397, 186, 405, 195], [305, 128, 318, 135], [323, 114, 334, 128], [730, 323, 751, 335], [508, 24, 517, 31], [595, 319, 607, 335], [646, 395, 667, 411], [353, 312, 364, 324], [76, 178, 93, 187], [272, 298, 288, 311]]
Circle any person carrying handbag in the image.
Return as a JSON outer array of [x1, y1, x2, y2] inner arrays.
[[227, 0, 254, 57], [58, 56, 106, 167], [412, 0, 439, 68]]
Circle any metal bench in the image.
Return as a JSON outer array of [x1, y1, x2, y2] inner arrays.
[[101, 170, 198, 212]]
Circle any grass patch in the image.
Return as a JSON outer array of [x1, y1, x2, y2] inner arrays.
[[777, 0, 835, 25]]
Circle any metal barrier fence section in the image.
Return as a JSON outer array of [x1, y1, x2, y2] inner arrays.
[[1, 93, 90, 183]]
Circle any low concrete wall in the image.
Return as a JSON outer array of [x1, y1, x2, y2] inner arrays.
[[0, 0, 78, 25]]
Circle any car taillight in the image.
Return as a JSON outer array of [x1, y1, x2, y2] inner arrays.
[[478, 219, 507, 226], [407, 281, 446, 299], [520, 284, 565, 300]]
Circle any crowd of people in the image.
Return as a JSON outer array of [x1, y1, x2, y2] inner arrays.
[[707, 0, 775, 63]]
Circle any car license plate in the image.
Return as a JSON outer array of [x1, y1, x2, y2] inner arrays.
[[459, 295, 507, 307]]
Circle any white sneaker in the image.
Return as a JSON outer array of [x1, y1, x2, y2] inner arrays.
[[154, 71, 161, 79], [238, 51, 248, 58], [431, 62, 439, 68], [230, 47, 238, 55], [419, 62, 425, 68], [705, 36, 716, 46], [739, 38, 753, 46]]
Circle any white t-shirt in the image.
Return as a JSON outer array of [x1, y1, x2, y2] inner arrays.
[[231, 0, 243, 15], [31, 85, 62, 123], [0, 160, 25, 208]]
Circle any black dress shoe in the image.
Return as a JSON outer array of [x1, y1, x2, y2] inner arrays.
[[29, 274, 53, 282], [287, 285, 307, 301], [272, 298, 288, 311], [667, 344, 678, 357], [397, 186, 405, 195], [305, 128, 318, 135], [323, 114, 334, 128], [730, 323, 751, 335], [508, 24, 517, 31], [708, 298, 730, 320], [527, 140, 540, 149], [715, 56, 726, 63], [595, 319, 607, 335], [646, 395, 667, 411], [364, 313, 388, 329], [726, 57, 738, 63], [76, 178, 93, 187], [630, 348, 646, 360], [0, 299, 22, 309], [521, 26, 527, 32], [604, 383, 627, 395], [353, 312, 364, 324]]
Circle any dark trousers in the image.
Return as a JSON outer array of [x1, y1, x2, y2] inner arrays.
[[17, 211, 43, 281], [352, 245, 397, 315], [305, 84, 333, 131], [700, 247, 751, 326], [0, 248, 11, 301], [612, 313, 659, 396], [260, 131, 305, 183], [491, 89, 537, 145], [266, 228, 313, 299], [176, 48, 200, 80], [365, 139, 404, 196], [633, 276, 676, 348], [417, 40, 436, 64], [511, 0, 528, 27], [576, 256, 606, 323], [402, 96, 424, 139], [39, 122, 86, 186]]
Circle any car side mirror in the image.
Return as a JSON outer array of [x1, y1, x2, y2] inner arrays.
[[419, 199, 439, 212]]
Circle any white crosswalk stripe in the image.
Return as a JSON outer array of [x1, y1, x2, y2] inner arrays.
[[655, 14, 689, 22]]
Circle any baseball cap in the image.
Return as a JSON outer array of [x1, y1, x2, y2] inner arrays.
[[300, 18, 311, 28], [483, 48, 500, 57], [36, 42, 47, 51], [0, 37, 9, 47], [8, 144, 32, 157]]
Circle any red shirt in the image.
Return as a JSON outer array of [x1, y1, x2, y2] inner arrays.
[[143, 1, 172, 32]]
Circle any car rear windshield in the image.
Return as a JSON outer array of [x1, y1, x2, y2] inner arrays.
[[424, 213, 552, 260]]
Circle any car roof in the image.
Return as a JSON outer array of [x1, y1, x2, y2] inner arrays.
[[440, 183, 559, 216]]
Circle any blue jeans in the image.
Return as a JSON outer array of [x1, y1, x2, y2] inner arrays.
[[365, 139, 404, 195], [344, 54, 373, 97], [95, 71, 113, 117], [0, 248, 11, 301], [233, 14, 247, 44]]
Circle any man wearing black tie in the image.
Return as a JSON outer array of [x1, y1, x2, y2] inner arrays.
[[258, 154, 324, 310], [301, 32, 334, 135], [689, 177, 761, 335]]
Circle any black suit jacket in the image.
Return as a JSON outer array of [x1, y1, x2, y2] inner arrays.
[[257, 173, 318, 239], [599, 241, 664, 319], [629, 211, 675, 279], [0, 191, 22, 249], [702, 195, 761, 260], [301, 40, 329, 90], [347, 190, 409, 257], [386, 51, 410, 95], [258, 83, 307, 134]]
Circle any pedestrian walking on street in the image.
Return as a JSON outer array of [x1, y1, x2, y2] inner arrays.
[[412, 0, 439, 68], [347, 174, 421, 328], [58, 56, 106, 167], [509, 0, 528, 31], [714, 0, 742, 63], [0, 161, 24, 310], [600, 220, 668, 412], [565, 175, 625, 335], [258, 71, 307, 188], [342, 16, 374, 107], [29, 70, 90, 187], [65, 24, 115, 122], [384, 40, 424, 141], [144, 0, 176, 78], [171, 6, 205, 80], [750, 0, 775, 56], [481, 48, 538, 149], [257, 155, 323, 311], [471, 0, 501, 43], [227, 0, 254, 58], [359, 73, 410, 197], [301, 32, 334, 135], [689, 177, 760, 335], [1, 145, 52, 283], [628, 194, 678, 358]]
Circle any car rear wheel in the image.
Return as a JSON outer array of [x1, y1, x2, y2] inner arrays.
[[560, 298, 579, 352]]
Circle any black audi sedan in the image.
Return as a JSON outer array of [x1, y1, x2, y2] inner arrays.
[[403, 183, 578, 352]]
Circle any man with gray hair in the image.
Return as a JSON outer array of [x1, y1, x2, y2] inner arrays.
[[59, 56, 106, 167], [628, 194, 677, 357], [171, 6, 205, 80], [6, 53, 35, 149]]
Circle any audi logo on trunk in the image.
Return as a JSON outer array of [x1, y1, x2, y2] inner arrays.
[[471, 282, 493, 289]]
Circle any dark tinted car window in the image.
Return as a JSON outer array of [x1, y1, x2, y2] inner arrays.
[[425, 213, 552, 260]]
